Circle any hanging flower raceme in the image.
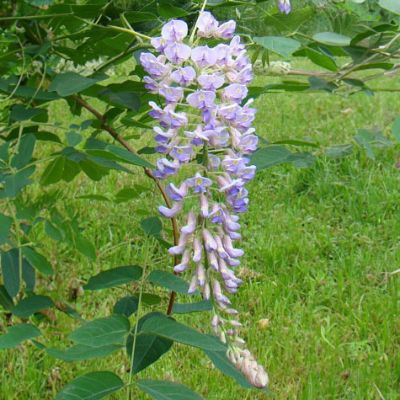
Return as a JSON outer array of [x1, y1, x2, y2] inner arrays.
[[140, 11, 268, 389]]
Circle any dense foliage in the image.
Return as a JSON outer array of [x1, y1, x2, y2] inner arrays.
[[0, 0, 399, 398]]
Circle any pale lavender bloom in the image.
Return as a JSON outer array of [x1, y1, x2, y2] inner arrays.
[[230, 36, 245, 55], [140, 53, 169, 78], [240, 165, 256, 182], [161, 19, 188, 42], [181, 211, 197, 234], [222, 156, 248, 175], [200, 193, 209, 217], [187, 90, 216, 109], [149, 103, 187, 129], [154, 157, 180, 179], [186, 172, 212, 193], [208, 251, 219, 271], [223, 235, 244, 258], [159, 201, 182, 218], [169, 232, 189, 255], [204, 282, 211, 299], [174, 249, 191, 273], [191, 45, 217, 68], [207, 127, 230, 148], [193, 236, 203, 263], [196, 264, 206, 287], [197, 11, 219, 38], [159, 85, 183, 103], [227, 65, 253, 84], [208, 154, 221, 170], [215, 235, 229, 259], [212, 279, 231, 305], [166, 182, 188, 201], [214, 43, 231, 66], [278, 0, 291, 14], [238, 133, 258, 153], [164, 42, 191, 64], [198, 73, 225, 90], [153, 126, 175, 144], [143, 76, 159, 93], [188, 274, 198, 294], [216, 20, 236, 39], [185, 125, 209, 145], [170, 145, 193, 163], [151, 36, 168, 52], [226, 256, 241, 266], [171, 66, 196, 86], [223, 84, 248, 103], [203, 228, 218, 252]]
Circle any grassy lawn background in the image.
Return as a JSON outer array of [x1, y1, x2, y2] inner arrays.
[[1, 61, 400, 399]]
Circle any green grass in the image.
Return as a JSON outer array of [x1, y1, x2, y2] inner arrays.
[[1, 63, 400, 399]]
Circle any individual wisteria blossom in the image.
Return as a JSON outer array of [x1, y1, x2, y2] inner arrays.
[[277, 0, 291, 14], [140, 11, 268, 389]]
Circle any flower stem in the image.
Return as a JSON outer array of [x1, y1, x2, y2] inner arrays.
[[189, 0, 208, 43]]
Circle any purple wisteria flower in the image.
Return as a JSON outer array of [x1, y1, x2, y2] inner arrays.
[[278, 0, 291, 14], [141, 10, 268, 389]]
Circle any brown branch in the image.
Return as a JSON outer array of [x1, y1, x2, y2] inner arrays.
[[72, 95, 179, 314]]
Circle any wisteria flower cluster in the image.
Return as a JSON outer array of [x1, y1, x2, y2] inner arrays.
[[140, 11, 268, 388]]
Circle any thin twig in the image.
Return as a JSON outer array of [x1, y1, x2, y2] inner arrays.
[[71, 95, 180, 314]]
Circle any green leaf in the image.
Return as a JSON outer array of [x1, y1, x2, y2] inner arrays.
[[0, 166, 35, 198], [106, 144, 153, 168], [1, 249, 20, 297], [172, 300, 212, 314], [127, 314, 173, 374], [40, 157, 65, 186], [379, 0, 400, 14], [55, 371, 124, 400], [47, 344, 121, 361], [0, 214, 13, 245], [204, 349, 252, 389], [113, 296, 138, 317], [391, 117, 400, 142], [137, 380, 203, 400], [22, 247, 53, 276], [74, 234, 96, 260], [303, 48, 337, 71], [325, 144, 354, 159], [354, 128, 392, 159], [49, 72, 106, 97], [10, 105, 45, 122], [141, 293, 162, 305], [79, 159, 108, 181], [0, 324, 41, 349], [11, 295, 54, 318], [22, 258, 35, 292], [148, 270, 189, 294], [115, 186, 145, 203], [11, 134, 36, 169], [0, 285, 14, 310], [250, 145, 291, 170], [253, 36, 301, 57], [99, 89, 140, 111], [140, 315, 225, 351], [158, 4, 188, 17], [312, 32, 351, 47], [140, 217, 162, 237], [69, 315, 130, 347], [45, 221, 63, 241], [84, 265, 143, 290], [287, 152, 316, 168]]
